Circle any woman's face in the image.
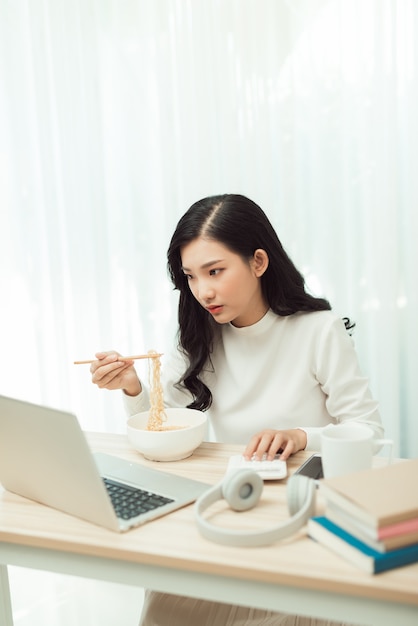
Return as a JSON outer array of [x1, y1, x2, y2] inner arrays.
[[180, 237, 268, 327]]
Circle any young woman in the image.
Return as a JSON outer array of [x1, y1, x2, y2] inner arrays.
[[91, 194, 382, 625]]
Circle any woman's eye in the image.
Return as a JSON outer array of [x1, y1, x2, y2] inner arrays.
[[209, 268, 221, 276]]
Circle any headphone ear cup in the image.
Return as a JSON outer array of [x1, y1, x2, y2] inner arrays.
[[221, 469, 263, 511], [286, 474, 316, 517]]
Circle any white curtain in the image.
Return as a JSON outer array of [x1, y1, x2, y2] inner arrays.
[[1, 0, 417, 457]]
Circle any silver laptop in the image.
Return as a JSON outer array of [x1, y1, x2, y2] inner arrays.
[[0, 395, 209, 532]]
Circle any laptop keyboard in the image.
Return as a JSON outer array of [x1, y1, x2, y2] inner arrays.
[[103, 477, 174, 520]]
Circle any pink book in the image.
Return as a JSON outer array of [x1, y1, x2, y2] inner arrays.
[[379, 517, 418, 539]]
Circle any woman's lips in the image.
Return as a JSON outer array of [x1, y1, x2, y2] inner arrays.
[[207, 305, 223, 315]]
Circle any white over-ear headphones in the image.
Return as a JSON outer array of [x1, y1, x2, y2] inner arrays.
[[195, 470, 316, 547]]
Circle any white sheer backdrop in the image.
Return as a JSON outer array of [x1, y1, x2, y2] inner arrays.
[[1, 0, 417, 457]]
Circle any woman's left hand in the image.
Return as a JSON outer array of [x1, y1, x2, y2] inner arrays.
[[243, 428, 307, 461]]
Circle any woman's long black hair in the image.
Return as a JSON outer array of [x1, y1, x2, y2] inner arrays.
[[167, 194, 353, 411]]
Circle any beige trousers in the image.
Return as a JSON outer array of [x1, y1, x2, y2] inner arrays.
[[138, 591, 357, 626]]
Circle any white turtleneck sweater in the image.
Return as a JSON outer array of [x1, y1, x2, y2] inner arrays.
[[123, 309, 383, 451]]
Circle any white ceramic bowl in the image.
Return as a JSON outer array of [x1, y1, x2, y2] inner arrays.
[[127, 407, 207, 461]]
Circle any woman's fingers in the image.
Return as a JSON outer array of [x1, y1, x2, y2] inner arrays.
[[243, 429, 306, 461]]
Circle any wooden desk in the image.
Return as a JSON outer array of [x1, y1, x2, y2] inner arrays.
[[0, 434, 417, 626]]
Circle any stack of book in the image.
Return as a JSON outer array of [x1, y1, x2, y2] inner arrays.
[[307, 458, 418, 574]]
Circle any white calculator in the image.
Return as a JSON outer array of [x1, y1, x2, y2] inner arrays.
[[227, 454, 287, 480]]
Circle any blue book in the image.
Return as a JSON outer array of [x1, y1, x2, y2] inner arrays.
[[308, 516, 418, 574]]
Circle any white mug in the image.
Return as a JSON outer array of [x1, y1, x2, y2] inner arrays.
[[320, 424, 393, 479]]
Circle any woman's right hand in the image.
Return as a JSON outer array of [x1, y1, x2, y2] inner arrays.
[[90, 351, 142, 397]]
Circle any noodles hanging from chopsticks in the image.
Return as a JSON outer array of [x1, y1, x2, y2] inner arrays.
[[146, 350, 167, 430]]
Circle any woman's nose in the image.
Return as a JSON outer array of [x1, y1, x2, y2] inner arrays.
[[198, 280, 215, 301]]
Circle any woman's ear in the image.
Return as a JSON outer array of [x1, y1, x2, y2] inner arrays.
[[251, 249, 269, 277]]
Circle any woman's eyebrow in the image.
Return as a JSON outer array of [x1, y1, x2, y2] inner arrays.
[[182, 259, 224, 271]]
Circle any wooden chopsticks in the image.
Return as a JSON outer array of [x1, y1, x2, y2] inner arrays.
[[73, 353, 163, 365]]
